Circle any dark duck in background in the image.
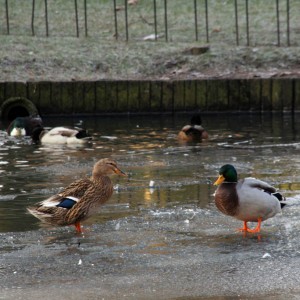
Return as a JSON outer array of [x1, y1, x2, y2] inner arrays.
[[178, 114, 208, 143]]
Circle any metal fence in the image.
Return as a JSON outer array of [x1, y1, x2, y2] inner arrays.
[[0, 0, 299, 46]]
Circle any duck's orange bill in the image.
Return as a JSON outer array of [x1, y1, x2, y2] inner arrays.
[[214, 175, 225, 185], [115, 168, 127, 176]]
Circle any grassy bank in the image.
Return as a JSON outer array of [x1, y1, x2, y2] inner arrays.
[[1, 35, 300, 82], [1, 0, 300, 81]]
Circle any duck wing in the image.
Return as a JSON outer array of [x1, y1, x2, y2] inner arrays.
[[47, 127, 78, 137], [64, 177, 114, 225], [27, 178, 93, 225], [46, 127, 91, 143], [244, 177, 286, 208], [243, 177, 277, 193], [59, 177, 92, 198], [181, 125, 192, 132], [186, 126, 204, 136], [37, 178, 92, 207], [236, 177, 283, 221]]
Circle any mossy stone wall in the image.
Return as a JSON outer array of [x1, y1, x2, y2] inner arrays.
[[0, 79, 298, 116]]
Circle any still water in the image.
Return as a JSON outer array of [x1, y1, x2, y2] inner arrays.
[[1, 113, 300, 299]]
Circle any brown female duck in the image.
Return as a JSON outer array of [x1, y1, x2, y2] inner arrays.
[[27, 158, 126, 233]]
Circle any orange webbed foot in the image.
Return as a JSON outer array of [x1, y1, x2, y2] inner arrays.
[[245, 227, 261, 233], [237, 218, 262, 234], [237, 221, 249, 232]]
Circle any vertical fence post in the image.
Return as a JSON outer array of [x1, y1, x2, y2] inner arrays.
[[164, 0, 168, 42], [245, 0, 249, 46], [125, 0, 129, 41], [194, 0, 198, 41], [153, 0, 157, 41], [113, 0, 118, 40], [74, 0, 79, 37], [276, 0, 280, 46], [84, 0, 88, 37], [0, 0, 294, 47], [286, 0, 290, 46], [31, 0, 35, 36], [45, 0, 49, 36], [5, 0, 9, 34], [205, 0, 209, 43], [234, 0, 239, 45]]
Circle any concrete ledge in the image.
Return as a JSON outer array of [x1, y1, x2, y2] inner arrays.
[[0, 79, 298, 118]]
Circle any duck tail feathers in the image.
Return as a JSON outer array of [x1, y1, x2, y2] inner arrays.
[[272, 192, 286, 208], [273, 192, 285, 201], [27, 207, 52, 222], [280, 202, 287, 209], [75, 129, 91, 140]]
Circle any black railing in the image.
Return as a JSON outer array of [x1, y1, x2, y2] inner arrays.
[[0, 0, 298, 46]]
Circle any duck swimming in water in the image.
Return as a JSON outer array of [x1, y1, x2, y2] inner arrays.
[[177, 114, 208, 143], [214, 164, 286, 233], [31, 126, 92, 144], [7, 115, 43, 136]]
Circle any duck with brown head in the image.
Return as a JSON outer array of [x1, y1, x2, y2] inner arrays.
[[27, 158, 126, 233]]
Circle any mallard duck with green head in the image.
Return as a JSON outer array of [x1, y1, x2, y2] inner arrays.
[[27, 158, 126, 233], [214, 164, 286, 233], [7, 115, 43, 136]]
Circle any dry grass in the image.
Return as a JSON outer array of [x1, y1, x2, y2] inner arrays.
[[1, 0, 300, 81]]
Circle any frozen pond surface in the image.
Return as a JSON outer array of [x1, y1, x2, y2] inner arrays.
[[1, 114, 300, 299]]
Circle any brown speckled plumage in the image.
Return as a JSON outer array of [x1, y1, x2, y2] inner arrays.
[[27, 158, 126, 233]]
